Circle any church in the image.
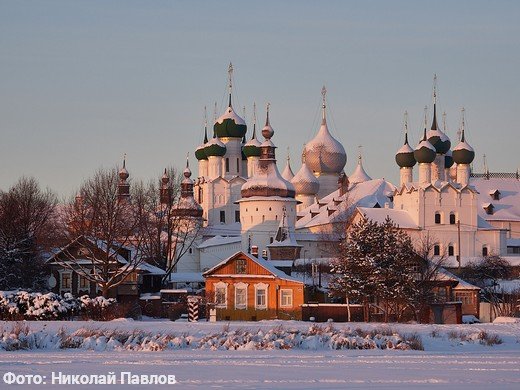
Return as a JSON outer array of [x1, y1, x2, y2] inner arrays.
[[170, 66, 520, 301]]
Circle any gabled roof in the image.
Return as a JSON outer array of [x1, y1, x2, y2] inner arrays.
[[435, 268, 480, 290], [472, 177, 520, 222], [355, 207, 419, 229], [197, 235, 242, 249], [202, 251, 303, 283]]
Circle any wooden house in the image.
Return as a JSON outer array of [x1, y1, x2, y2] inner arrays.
[[46, 236, 165, 303], [203, 251, 304, 321]]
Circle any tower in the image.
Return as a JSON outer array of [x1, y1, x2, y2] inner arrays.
[[195, 107, 209, 178], [395, 111, 416, 185], [242, 103, 261, 178], [304, 86, 347, 199], [239, 103, 298, 258], [452, 108, 475, 187], [414, 110, 436, 184], [291, 149, 320, 211], [349, 146, 371, 184], [117, 155, 130, 201]]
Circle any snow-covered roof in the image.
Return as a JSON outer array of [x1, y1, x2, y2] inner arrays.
[[291, 160, 319, 195], [356, 207, 419, 229], [197, 235, 242, 249], [216, 106, 246, 125], [471, 177, 520, 223], [453, 139, 474, 152], [435, 268, 480, 290], [296, 178, 396, 229], [135, 262, 166, 275], [203, 251, 303, 283], [348, 160, 371, 184], [281, 158, 295, 181]]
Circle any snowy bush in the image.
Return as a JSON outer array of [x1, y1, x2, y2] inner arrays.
[[0, 291, 116, 321]]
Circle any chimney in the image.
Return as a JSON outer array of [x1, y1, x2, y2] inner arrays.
[[251, 245, 259, 257]]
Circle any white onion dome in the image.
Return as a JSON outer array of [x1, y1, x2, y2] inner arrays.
[[281, 155, 295, 181], [304, 91, 347, 174], [395, 133, 417, 168], [414, 128, 436, 164], [452, 127, 475, 165], [195, 126, 209, 161], [242, 124, 261, 158], [427, 104, 451, 154], [444, 149, 454, 169], [241, 106, 295, 198], [291, 152, 319, 195], [349, 155, 371, 184], [204, 134, 226, 157]]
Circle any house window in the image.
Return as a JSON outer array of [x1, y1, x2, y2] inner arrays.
[[235, 259, 247, 274], [434, 245, 440, 256], [482, 246, 488, 257], [450, 213, 456, 225], [455, 291, 474, 305], [255, 283, 268, 310], [448, 245, 454, 257], [60, 272, 72, 291], [434, 213, 441, 224], [280, 289, 293, 307], [79, 274, 89, 290], [214, 282, 227, 308], [235, 210, 240, 223], [235, 283, 247, 309], [220, 210, 226, 223], [225, 158, 230, 173]]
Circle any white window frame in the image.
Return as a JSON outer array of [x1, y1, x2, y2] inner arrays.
[[78, 273, 90, 290], [234, 282, 248, 310], [280, 289, 293, 308], [254, 283, 269, 310], [59, 270, 73, 293], [214, 281, 228, 308]]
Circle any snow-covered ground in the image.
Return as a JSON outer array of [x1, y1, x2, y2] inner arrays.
[[0, 319, 519, 389]]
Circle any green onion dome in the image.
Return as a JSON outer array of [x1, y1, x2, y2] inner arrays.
[[395, 133, 417, 168], [214, 105, 247, 138], [195, 127, 209, 161], [242, 125, 261, 158], [452, 130, 475, 165], [414, 129, 436, 163], [204, 136, 226, 157]]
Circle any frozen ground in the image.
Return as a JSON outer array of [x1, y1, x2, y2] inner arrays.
[[0, 320, 519, 389]]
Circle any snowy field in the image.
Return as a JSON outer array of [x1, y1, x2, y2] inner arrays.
[[0, 319, 519, 389]]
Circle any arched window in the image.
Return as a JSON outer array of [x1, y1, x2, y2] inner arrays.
[[449, 213, 456, 225], [236, 158, 240, 172], [434, 244, 440, 256], [482, 246, 488, 257], [448, 245, 454, 256], [225, 158, 230, 173], [435, 213, 441, 224], [262, 215, 265, 222]]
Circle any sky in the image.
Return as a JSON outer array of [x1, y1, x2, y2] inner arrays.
[[1, 0, 519, 196]]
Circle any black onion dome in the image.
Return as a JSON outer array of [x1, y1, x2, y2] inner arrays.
[[414, 129, 436, 163], [427, 107, 451, 154], [452, 135, 475, 165], [395, 133, 416, 168]]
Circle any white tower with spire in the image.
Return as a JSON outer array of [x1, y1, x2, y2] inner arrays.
[[349, 146, 372, 184]]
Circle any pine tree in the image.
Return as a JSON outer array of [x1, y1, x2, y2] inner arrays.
[[329, 217, 417, 322]]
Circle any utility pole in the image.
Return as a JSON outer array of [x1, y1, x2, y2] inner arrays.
[[457, 219, 461, 272]]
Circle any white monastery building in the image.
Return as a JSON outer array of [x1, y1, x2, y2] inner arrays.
[[171, 66, 520, 282]]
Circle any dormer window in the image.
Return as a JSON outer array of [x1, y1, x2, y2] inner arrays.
[[489, 189, 500, 201], [483, 203, 494, 215]]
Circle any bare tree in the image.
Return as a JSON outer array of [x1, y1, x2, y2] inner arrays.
[[58, 168, 149, 297], [0, 177, 61, 290]]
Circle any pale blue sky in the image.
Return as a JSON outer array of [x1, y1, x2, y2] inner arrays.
[[1, 0, 519, 196]]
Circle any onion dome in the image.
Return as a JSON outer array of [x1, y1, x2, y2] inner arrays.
[[242, 105, 261, 158], [172, 158, 203, 218], [452, 108, 475, 165], [195, 111, 209, 161], [445, 150, 454, 169], [281, 151, 295, 181], [213, 63, 247, 138], [241, 104, 295, 198], [414, 128, 436, 163], [426, 76, 451, 154], [304, 86, 347, 174], [291, 151, 319, 195], [395, 112, 417, 168], [204, 131, 226, 157], [118, 156, 129, 181], [349, 152, 371, 184]]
